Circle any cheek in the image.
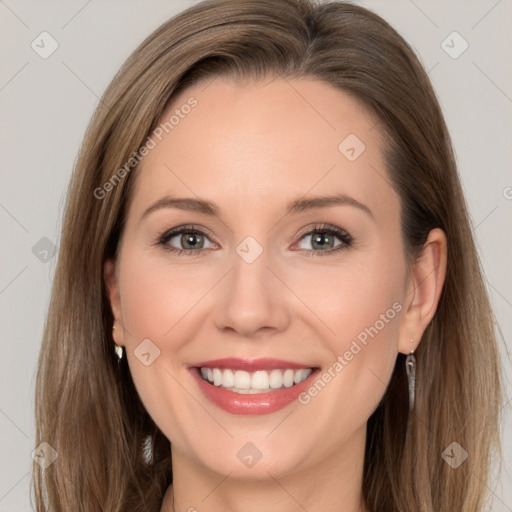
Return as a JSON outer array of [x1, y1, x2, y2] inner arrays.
[[287, 249, 405, 418], [118, 253, 219, 346], [285, 248, 405, 352], [115, 253, 229, 444]]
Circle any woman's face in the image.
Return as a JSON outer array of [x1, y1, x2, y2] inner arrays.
[[106, 76, 425, 480]]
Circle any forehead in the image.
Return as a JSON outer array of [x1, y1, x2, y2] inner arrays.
[[129, 76, 399, 223]]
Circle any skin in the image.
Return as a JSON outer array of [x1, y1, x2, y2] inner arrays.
[[105, 76, 447, 512]]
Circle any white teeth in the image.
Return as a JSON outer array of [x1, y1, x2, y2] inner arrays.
[[223, 369, 235, 388], [283, 369, 295, 387], [213, 368, 222, 386], [234, 370, 251, 389], [251, 371, 269, 390], [199, 367, 312, 393], [269, 369, 283, 389], [294, 369, 310, 384]]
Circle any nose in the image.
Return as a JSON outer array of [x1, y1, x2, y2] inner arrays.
[[213, 244, 291, 339]]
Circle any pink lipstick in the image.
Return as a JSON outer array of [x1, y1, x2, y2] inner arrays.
[[190, 358, 319, 415]]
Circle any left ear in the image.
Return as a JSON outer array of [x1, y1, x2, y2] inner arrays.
[[398, 228, 447, 354]]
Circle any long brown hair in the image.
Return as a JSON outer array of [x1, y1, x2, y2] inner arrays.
[[33, 0, 502, 510]]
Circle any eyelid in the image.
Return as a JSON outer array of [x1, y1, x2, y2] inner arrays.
[[158, 224, 216, 243], [294, 223, 351, 241]]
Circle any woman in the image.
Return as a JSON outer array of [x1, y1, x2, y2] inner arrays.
[[32, 0, 502, 510]]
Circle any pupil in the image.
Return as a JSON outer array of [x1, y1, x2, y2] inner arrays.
[[312, 233, 333, 249], [183, 232, 202, 249]]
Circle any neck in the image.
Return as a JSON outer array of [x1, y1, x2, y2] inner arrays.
[[161, 426, 368, 512]]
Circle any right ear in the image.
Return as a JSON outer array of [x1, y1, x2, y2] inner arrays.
[[104, 259, 124, 346]]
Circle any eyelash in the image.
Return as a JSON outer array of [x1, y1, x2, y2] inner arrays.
[[156, 223, 353, 257]]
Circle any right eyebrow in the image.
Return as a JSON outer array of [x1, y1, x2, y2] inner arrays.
[[141, 197, 220, 221]]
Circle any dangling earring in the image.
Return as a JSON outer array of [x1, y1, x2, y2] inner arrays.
[[113, 325, 124, 360], [405, 343, 416, 411], [115, 344, 124, 360]]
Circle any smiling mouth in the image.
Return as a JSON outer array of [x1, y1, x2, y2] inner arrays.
[[198, 367, 313, 394]]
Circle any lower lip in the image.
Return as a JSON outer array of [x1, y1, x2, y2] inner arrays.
[[190, 367, 320, 415]]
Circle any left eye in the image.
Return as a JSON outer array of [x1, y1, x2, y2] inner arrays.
[[297, 231, 341, 251], [294, 226, 352, 254]]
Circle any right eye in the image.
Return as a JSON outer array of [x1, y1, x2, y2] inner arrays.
[[157, 225, 217, 255]]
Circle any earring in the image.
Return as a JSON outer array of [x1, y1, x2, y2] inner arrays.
[[115, 344, 124, 360], [405, 344, 416, 411], [113, 325, 124, 360]]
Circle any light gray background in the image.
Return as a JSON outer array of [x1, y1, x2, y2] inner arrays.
[[1, 1, 511, 510]]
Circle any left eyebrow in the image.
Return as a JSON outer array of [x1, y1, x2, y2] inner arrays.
[[284, 193, 374, 219]]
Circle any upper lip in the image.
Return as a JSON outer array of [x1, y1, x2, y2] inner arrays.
[[191, 357, 316, 371]]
